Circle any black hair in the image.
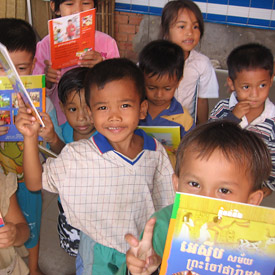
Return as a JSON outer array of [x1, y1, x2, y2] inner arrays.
[[138, 39, 184, 81], [85, 58, 146, 108], [175, 120, 271, 191], [161, 0, 204, 40], [227, 43, 274, 80], [58, 67, 89, 104], [51, 0, 98, 13], [0, 18, 36, 57]]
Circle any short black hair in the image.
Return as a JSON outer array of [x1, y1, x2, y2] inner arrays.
[[0, 18, 36, 57], [85, 58, 146, 108], [175, 120, 271, 191], [227, 43, 274, 80], [161, 0, 204, 39], [139, 40, 184, 81], [58, 67, 89, 104], [51, 0, 98, 13]]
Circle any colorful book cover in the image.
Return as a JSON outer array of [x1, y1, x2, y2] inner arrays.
[[138, 126, 180, 155], [0, 43, 45, 127], [0, 75, 46, 141], [160, 193, 275, 275], [48, 8, 96, 69], [0, 211, 4, 228]]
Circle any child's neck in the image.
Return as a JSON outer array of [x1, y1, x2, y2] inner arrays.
[[184, 51, 190, 60], [245, 106, 265, 124], [148, 103, 170, 120], [73, 128, 96, 141], [110, 134, 144, 160]]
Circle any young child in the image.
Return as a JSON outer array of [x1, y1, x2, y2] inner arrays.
[[41, 67, 96, 265], [161, 0, 219, 124], [209, 43, 275, 197], [0, 18, 60, 275], [0, 172, 30, 274], [34, 0, 120, 125], [16, 58, 175, 274], [138, 39, 194, 138], [118, 120, 270, 274]]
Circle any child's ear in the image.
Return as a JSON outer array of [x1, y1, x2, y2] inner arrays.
[[50, 1, 60, 16], [247, 189, 264, 206], [139, 100, 148, 120], [227, 77, 235, 92], [172, 173, 179, 192], [86, 105, 93, 123]]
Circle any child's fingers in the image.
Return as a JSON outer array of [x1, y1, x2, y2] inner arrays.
[[125, 233, 140, 248], [141, 218, 156, 244]]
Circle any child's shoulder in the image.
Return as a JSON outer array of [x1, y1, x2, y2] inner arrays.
[[189, 50, 211, 63]]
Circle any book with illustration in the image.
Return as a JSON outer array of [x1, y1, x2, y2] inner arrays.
[[0, 74, 46, 141], [48, 8, 96, 69], [138, 126, 180, 155], [0, 211, 4, 228], [160, 193, 275, 275]]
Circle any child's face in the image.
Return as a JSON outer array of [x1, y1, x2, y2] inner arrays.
[[173, 148, 263, 205], [144, 73, 179, 110], [168, 8, 201, 58], [60, 89, 94, 141], [52, 0, 94, 17], [227, 69, 272, 113], [88, 78, 147, 148], [0, 50, 35, 76]]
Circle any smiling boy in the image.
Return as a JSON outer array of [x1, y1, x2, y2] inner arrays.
[[16, 58, 175, 274], [210, 43, 275, 197]]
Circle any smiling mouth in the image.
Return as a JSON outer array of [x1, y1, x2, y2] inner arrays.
[[183, 39, 194, 44]]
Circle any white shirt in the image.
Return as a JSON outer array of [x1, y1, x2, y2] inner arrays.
[[175, 50, 219, 118]]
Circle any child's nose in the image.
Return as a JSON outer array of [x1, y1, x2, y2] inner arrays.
[[108, 108, 121, 121], [250, 87, 258, 97], [155, 89, 163, 98]]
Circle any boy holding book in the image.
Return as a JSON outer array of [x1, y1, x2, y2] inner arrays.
[[138, 40, 194, 138], [0, 18, 60, 275], [119, 121, 270, 274], [209, 43, 275, 197], [15, 58, 175, 274]]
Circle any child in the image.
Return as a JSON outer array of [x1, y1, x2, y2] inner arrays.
[[16, 58, 175, 274], [209, 43, 275, 197], [0, 172, 30, 274], [41, 67, 96, 265], [0, 18, 60, 275], [34, 0, 120, 125], [138, 39, 194, 138], [161, 0, 219, 124], [118, 120, 270, 274], [66, 19, 76, 40]]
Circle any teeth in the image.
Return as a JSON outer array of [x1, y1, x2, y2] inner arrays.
[[108, 127, 119, 130]]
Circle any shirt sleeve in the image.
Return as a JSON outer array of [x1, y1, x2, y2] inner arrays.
[[265, 136, 275, 190], [152, 142, 175, 211]]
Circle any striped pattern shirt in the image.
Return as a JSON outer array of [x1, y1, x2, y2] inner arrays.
[[42, 129, 175, 253]]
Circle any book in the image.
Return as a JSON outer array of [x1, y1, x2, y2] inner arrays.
[[0, 74, 46, 141], [0, 211, 4, 228], [48, 8, 96, 69], [38, 144, 58, 159], [0, 43, 45, 128], [160, 193, 275, 275], [138, 126, 180, 155]]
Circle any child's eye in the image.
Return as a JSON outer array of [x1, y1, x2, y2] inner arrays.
[[179, 25, 185, 29], [165, 87, 172, 91], [193, 24, 199, 29], [259, 83, 266, 88], [98, 106, 107, 110], [83, 1, 93, 5], [147, 86, 155, 91], [69, 107, 76, 112], [219, 188, 231, 194], [188, 181, 200, 188], [121, 104, 131, 108], [242, 85, 249, 90]]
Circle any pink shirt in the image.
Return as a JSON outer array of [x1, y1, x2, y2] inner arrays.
[[33, 31, 120, 125]]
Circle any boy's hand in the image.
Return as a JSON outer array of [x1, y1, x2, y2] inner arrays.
[[15, 94, 40, 138], [0, 222, 17, 248], [232, 101, 251, 119], [0, 120, 9, 136], [78, 50, 103, 68], [125, 218, 161, 275], [39, 112, 58, 143], [44, 60, 61, 89]]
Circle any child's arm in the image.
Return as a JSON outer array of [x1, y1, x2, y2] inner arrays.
[[78, 50, 103, 68], [125, 218, 161, 275], [196, 98, 209, 124], [39, 112, 65, 154], [15, 94, 43, 191], [0, 120, 9, 136], [0, 193, 30, 247]]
